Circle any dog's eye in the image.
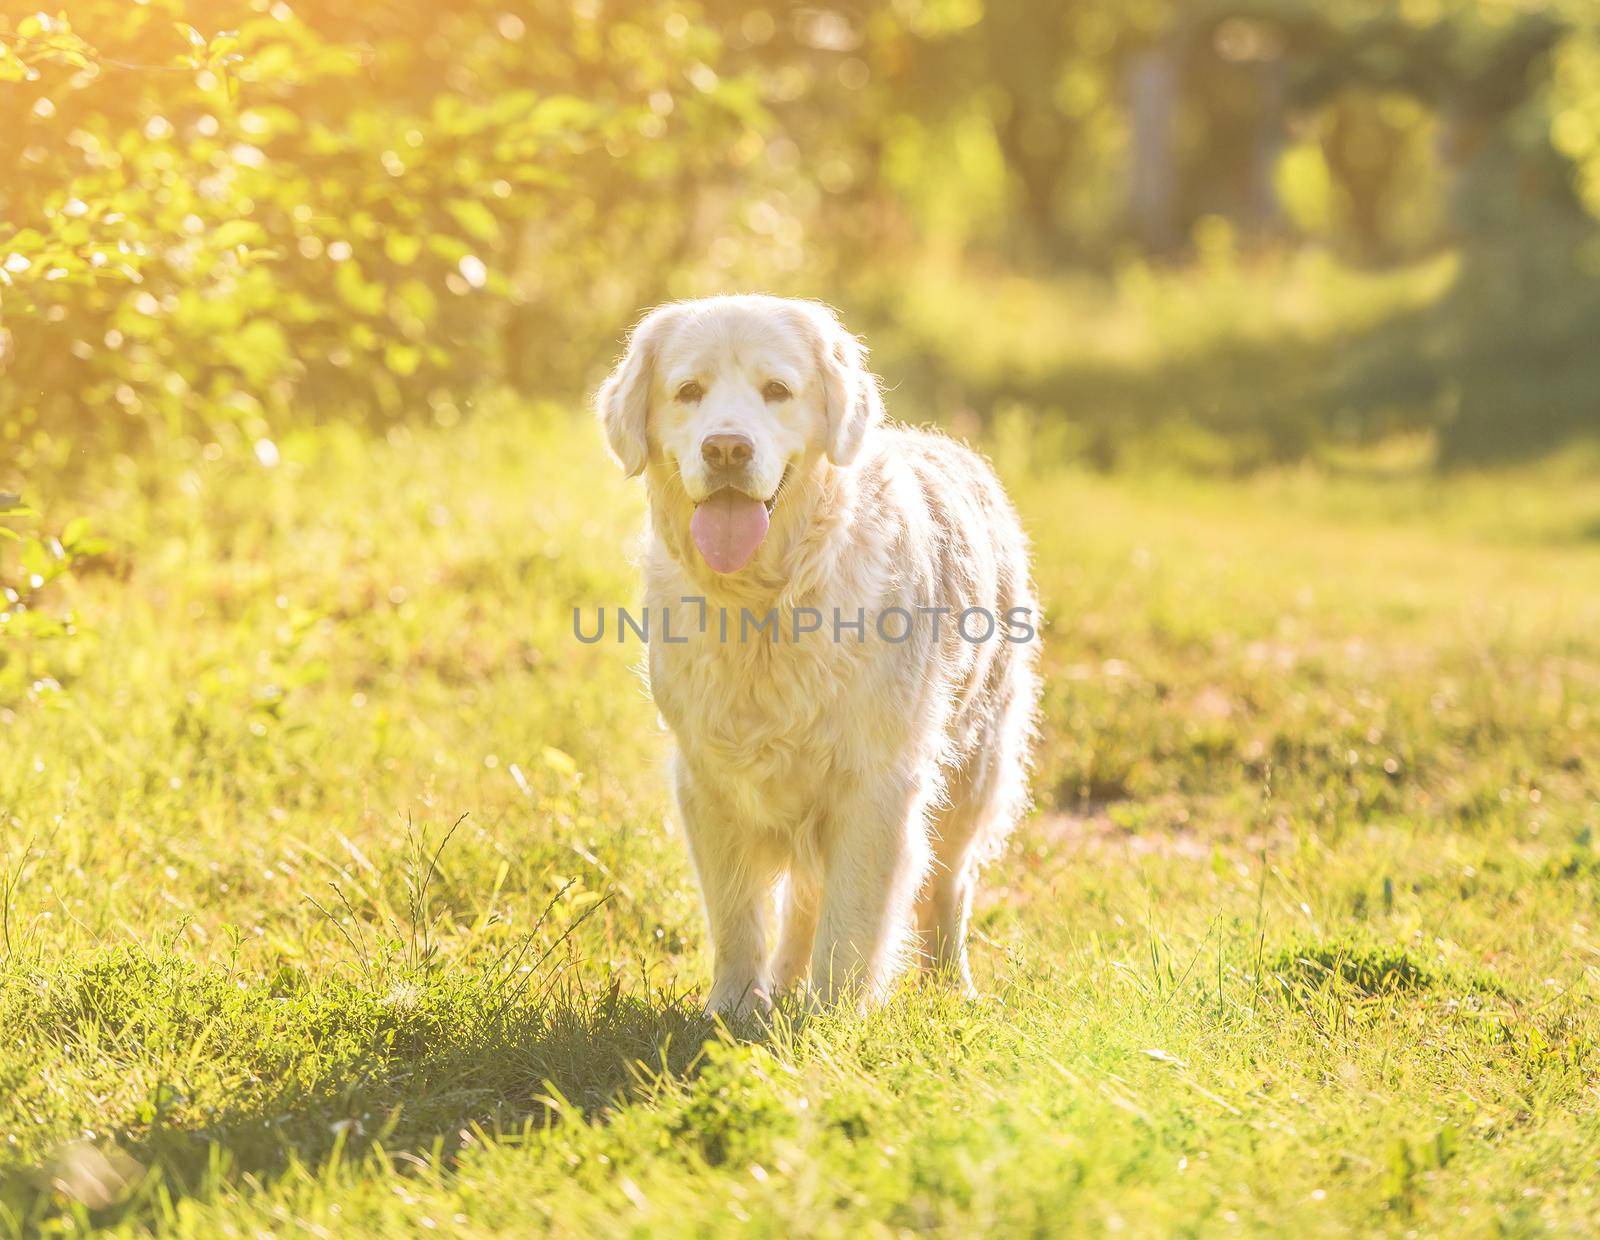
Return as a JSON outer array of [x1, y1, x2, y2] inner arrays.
[[762, 380, 791, 402], [675, 381, 704, 403]]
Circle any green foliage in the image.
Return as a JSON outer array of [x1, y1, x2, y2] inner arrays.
[[1550, 9, 1600, 221], [0, 1, 754, 467], [0, 495, 103, 696], [6, 1, 1600, 469]]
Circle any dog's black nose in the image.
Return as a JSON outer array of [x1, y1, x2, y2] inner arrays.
[[701, 434, 754, 469]]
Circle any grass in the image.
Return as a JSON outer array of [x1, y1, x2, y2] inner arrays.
[[2, 398, 1599, 1235], [855, 245, 1600, 469]]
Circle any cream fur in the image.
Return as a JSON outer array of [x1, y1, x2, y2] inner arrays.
[[595, 295, 1039, 1014]]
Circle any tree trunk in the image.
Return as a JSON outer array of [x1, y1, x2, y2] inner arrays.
[[1128, 42, 1181, 253]]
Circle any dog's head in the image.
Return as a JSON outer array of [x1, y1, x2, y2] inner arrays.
[[595, 295, 883, 574]]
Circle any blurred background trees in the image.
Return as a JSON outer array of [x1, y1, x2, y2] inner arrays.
[[3, 0, 1598, 476]]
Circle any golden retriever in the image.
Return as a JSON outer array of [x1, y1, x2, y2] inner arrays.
[[595, 295, 1038, 1013]]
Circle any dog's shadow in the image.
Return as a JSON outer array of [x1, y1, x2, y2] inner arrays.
[[190, 992, 721, 1157], [19, 986, 773, 1229]]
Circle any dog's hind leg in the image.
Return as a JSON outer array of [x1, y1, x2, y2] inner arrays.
[[917, 685, 1033, 994], [771, 871, 820, 993], [917, 759, 987, 996]]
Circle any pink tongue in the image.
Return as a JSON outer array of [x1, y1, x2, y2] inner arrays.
[[690, 489, 770, 573]]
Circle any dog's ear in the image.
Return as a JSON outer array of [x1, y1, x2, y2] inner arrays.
[[809, 305, 883, 467], [595, 305, 673, 477]]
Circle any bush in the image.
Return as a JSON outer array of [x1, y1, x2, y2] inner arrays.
[[0, 491, 104, 697], [0, 3, 758, 469]]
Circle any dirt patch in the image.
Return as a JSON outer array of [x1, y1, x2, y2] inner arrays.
[[1032, 790, 1297, 863]]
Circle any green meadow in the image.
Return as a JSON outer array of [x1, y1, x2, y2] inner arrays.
[[3, 402, 1597, 1235]]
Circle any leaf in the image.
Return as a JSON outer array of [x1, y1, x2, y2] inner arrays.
[[424, 234, 472, 264], [445, 199, 501, 245], [396, 279, 437, 325], [384, 342, 420, 376], [222, 319, 291, 388], [542, 746, 578, 777], [383, 234, 421, 265], [334, 261, 385, 317], [1, 608, 72, 639], [60, 517, 109, 558], [176, 22, 208, 50], [527, 94, 599, 131], [210, 219, 267, 251], [19, 538, 62, 585]]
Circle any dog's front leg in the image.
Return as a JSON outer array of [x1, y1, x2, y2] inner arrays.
[[810, 773, 932, 1008], [697, 850, 778, 1017], [677, 765, 778, 1018]]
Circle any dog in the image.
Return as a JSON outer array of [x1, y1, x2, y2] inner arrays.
[[595, 295, 1038, 1013]]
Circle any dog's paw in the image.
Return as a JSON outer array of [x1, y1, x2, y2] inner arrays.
[[704, 981, 772, 1021]]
